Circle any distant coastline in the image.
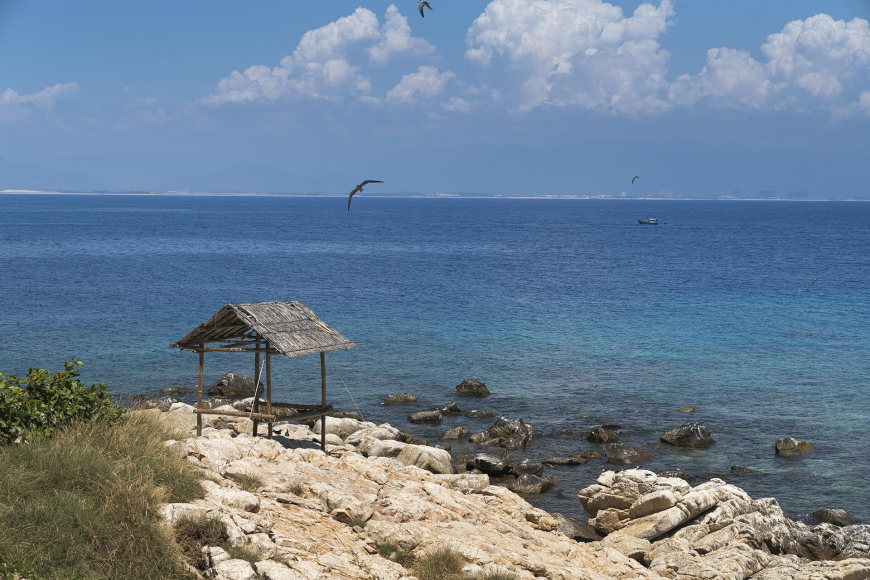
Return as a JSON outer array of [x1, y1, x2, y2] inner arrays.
[[2, 189, 867, 201]]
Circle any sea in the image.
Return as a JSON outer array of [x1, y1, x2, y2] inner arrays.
[[1, 194, 868, 523]]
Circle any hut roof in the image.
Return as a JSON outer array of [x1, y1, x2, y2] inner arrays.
[[170, 301, 355, 359]]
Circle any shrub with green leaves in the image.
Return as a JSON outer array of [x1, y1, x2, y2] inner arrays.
[[0, 358, 125, 444]]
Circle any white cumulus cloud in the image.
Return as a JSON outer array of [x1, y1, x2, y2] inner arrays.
[[0, 83, 80, 124], [464, 0, 675, 114], [670, 14, 870, 113], [201, 5, 436, 106], [386, 66, 456, 104]]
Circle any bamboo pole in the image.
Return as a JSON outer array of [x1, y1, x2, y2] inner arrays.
[[266, 344, 272, 440], [320, 351, 326, 451], [196, 350, 204, 436]]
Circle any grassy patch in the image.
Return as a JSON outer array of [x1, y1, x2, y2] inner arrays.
[[283, 482, 304, 496], [347, 515, 369, 529], [375, 542, 414, 566], [272, 553, 292, 566], [232, 472, 264, 492], [226, 545, 262, 564], [411, 546, 466, 580], [0, 412, 203, 580], [0, 552, 45, 580], [173, 513, 228, 570], [477, 571, 517, 580]]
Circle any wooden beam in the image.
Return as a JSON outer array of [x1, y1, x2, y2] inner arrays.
[[253, 338, 261, 437], [320, 351, 326, 452], [196, 351, 204, 437], [266, 344, 272, 440], [193, 347, 282, 354], [194, 405, 333, 423]]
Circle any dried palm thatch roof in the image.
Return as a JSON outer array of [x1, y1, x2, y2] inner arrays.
[[170, 301, 354, 359]]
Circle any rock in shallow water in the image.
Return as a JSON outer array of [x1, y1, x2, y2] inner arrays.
[[408, 410, 443, 424], [465, 409, 494, 419], [466, 452, 512, 476], [731, 465, 763, 474], [660, 422, 715, 448], [456, 379, 490, 397], [513, 458, 544, 476], [396, 444, 453, 474], [442, 425, 469, 440], [509, 474, 554, 494], [542, 455, 587, 466], [382, 393, 417, 404], [776, 437, 812, 457], [587, 426, 620, 443], [441, 402, 462, 414], [603, 443, 655, 464], [207, 372, 262, 398]]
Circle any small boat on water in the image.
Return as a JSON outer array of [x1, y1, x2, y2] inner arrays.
[[637, 217, 658, 225]]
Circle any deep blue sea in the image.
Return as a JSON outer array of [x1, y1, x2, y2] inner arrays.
[[1, 194, 868, 522]]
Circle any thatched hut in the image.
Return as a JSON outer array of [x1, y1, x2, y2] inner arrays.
[[171, 301, 355, 449]]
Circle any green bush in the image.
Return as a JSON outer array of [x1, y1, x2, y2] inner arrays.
[[0, 551, 44, 580], [0, 359, 125, 444]]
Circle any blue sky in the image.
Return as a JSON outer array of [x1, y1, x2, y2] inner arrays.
[[1, 0, 869, 196]]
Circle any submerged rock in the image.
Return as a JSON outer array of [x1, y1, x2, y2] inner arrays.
[[660, 422, 715, 448], [603, 443, 655, 464], [466, 452, 512, 476], [509, 474, 554, 494], [383, 393, 417, 404], [776, 437, 812, 457], [456, 379, 490, 397], [580, 451, 602, 459], [542, 455, 588, 466], [408, 410, 443, 424], [587, 426, 620, 443], [207, 372, 263, 398], [731, 465, 763, 474], [159, 387, 197, 395], [676, 406, 695, 413], [442, 425, 469, 440], [466, 409, 495, 419]]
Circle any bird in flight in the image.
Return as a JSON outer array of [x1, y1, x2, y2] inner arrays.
[[632, 175, 639, 184], [812, 278, 819, 285], [226, 264, 232, 268], [348, 180, 384, 210], [418, 1, 433, 17]]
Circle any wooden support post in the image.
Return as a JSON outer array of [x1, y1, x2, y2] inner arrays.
[[320, 351, 326, 451], [196, 350, 204, 436], [252, 340, 261, 437], [266, 344, 272, 440]]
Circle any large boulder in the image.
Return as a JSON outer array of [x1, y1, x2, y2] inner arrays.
[[207, 372, 263, 398], [551, 513, 602, 542], [811, 508, 857, 527], [660, 422, 715, 448], [442, 426, 469, 440], [603, 443, 656, 464], [408, 410, 443, 424], [456, 379, 490, 397], [344, 424, 403, 446], [775, 437, 812, 457], [357, 437, 408, 458], [509, 474, 555, 494], [466, 452, 512, 476], [312, 417, 371, 440], [587, 426, 620, 443], [383, 393, 417, 404], [395, 445, 453, 474]]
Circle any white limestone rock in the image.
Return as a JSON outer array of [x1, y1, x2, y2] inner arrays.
[[395, 445, 453, 474], [214, 558, 258, 580]]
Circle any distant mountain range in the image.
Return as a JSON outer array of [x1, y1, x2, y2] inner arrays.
[[0, 157, 108, 192]]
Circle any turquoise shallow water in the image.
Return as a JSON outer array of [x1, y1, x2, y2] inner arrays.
[[1, 195, 868, 522]]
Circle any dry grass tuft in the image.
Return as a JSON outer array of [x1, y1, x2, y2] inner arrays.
[[411, 546, 466, 580], [232, 472, 264, 492]]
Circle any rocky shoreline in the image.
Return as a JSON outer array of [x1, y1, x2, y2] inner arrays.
[[146, 402, 870, 580]]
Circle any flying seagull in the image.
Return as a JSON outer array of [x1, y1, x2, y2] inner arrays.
[[226, 264, 232, 268], [632, 175, 639, 184], [418, 1, 433, 17], [348, 180, 384, 210], [812, 278, 819, 285]]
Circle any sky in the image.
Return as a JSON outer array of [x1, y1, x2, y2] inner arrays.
[[1, 0, 870, 196]]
